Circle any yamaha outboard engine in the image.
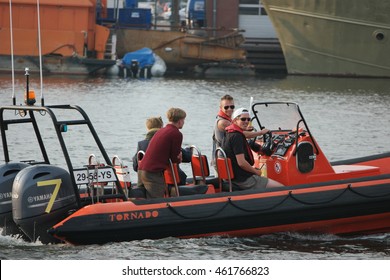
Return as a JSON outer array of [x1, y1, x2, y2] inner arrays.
[[0, 162, 29, 236], [12, 165, 78, 244]]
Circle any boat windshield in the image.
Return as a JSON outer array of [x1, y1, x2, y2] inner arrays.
[[251, 102, 308, 132]]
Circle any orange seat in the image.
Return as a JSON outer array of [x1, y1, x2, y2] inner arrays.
[[164, 159, 181, 197], [164, 158, 212, 197], [190, 145, 210, 184], [215, 147, 234, 192]]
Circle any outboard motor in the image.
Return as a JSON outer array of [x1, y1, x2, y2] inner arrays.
[[139, 65, 152, 79], [12, 165, 78, 244], [130, 59, 139, 78], [0, 162, 29, 236]]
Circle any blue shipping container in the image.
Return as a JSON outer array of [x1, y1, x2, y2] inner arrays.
[[188, 0, 205, 21]]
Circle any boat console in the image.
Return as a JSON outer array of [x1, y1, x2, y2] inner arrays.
[[250, 102, 380, 186]]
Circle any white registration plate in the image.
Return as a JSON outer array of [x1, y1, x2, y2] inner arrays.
[[73, 167, 116, 185]]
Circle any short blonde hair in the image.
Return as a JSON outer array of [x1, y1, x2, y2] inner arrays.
[[166, 108, 186, 123], [145, 116, 163, 130], [220, 94, 233, 102]]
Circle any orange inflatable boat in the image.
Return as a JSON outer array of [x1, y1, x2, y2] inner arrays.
[[1, 100, 390, 245]]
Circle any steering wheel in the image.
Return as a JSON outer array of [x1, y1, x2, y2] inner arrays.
[[261, 131, 274, 156]]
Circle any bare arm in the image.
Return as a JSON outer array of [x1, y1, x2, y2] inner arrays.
[[217, 119, 231, 132], [235, 153, 259, 175], [243, 128, 269, 139]]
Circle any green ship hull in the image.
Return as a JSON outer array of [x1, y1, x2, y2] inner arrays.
[[262, 0, 390, 77]]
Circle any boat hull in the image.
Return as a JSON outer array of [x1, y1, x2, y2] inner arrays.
[[262, 0, 390, 77], [50, 178, 390, 245], [0, 55, 116, 76], [116, 29, 247, 71]]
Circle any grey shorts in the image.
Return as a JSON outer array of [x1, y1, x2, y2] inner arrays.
[[232, 175, 268, 191]]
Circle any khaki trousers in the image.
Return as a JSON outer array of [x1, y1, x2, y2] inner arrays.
[[137, 170, 166, 198]]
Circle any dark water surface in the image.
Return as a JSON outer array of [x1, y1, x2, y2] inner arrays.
[[0, 73, 390, 259]]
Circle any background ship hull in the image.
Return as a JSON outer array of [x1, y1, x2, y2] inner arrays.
[[262, 0, 390, 77]]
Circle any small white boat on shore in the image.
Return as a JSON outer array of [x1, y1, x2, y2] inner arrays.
[[119, 47, 167, 78]]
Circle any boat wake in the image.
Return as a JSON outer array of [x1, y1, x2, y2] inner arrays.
[[0, 229, 388, 259]]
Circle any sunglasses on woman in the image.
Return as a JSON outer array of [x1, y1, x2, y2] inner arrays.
[[239, 117, 251, 122], [223, 105, 235, 110]]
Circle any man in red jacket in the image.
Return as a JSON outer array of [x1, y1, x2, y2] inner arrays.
[[222, 108, 283, 190], [137, 108, 186, 198]]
